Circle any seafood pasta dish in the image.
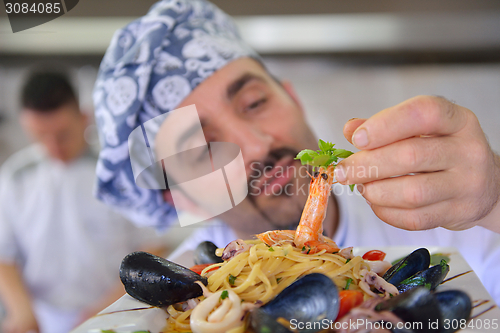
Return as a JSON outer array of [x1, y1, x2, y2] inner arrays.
[[119, 141, 471, 333], [162, 240, 395, 332]]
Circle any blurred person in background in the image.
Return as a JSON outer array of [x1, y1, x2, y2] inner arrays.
[[93, 0, 500, 305], [0, 71, 167, 333]]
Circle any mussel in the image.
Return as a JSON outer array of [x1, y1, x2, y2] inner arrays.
[[383, 248, 431, 286], [376, 287, 472, 333], [434, 290, 472, 333], [376, 287, 440, 328], [120, 251, 207, 307], [383, 248, 450, 294], [397, 259, 450, 293], [193, 241, 224, 265], [250, 273, 340, 333]]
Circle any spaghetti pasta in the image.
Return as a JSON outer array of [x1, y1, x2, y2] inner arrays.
[[164, 239, 373, 332]]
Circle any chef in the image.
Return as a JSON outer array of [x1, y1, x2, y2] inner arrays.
[[92, 0, 500, 303]]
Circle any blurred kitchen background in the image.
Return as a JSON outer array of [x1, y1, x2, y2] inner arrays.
[[1, 0, 500, 246]]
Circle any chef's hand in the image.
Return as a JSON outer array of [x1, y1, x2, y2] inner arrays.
[[2, 307, 39, 333], [335, 95, 500, 232]]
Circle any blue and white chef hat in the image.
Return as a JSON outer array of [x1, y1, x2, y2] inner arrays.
[[93, 0, 260, 229]]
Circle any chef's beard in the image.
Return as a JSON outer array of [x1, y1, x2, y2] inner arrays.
[[246, 147, 308, 230]]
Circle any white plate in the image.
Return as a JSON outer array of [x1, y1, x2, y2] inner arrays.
[[71, 246, 499, 333]]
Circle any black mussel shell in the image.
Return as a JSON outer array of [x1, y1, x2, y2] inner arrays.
[[193, 241, 223, 265], [435, 290, 472, 333], [376, 287, 472, 333], [376, 287, 440, 333], [249, 308, 293, 333], [397, 259, 450, 293], [383, 248, 431, 286], [251, 273, 339, 333], [120, 251, 208, 307]]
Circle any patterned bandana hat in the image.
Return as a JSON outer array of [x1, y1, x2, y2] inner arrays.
[[93, 0, 260, 229]]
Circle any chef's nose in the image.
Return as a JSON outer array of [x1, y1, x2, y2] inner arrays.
[[225, 119, 272, 168]]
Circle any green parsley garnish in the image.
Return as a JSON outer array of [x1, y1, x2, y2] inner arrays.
[[276, 277, 282, 283], [430, 253, 451, 266], [439, 259, 449, 273], [261, 326, 272, 333], [302, 246, 306, 251], [268, 247, 274, 252], [345, 258, 351, 264], [295, 139, 353, 168], [228, 274, 237, 285], [344, 278, 353, 290], [399, 275, 426, 287], [221, 290, 229, 300], [295, 139, 355, 190]]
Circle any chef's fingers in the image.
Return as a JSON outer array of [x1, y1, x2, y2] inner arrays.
[[369, 199, 474, 231], [358, 170, 458, 209], [347, 95, 469, 150], [334, 136, 460, 185], [343, 118, 367, 144]]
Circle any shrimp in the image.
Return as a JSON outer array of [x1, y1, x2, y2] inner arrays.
[[294, 165, 339, 254], [256, 165, 339, 254]]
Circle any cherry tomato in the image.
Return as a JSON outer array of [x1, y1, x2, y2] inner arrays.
[[336, 290, 364, 320], [189, 263, 219, 275], [362, 250, 386, 261]]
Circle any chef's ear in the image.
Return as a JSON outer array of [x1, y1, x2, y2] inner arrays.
[[281, 80, 304, 114]]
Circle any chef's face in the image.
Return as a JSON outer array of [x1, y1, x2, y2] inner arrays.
[[21, 103, 87, 163], [159, 58, 317, 235]]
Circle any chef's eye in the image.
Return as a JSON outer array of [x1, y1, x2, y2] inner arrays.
[[244, 97, 267, 113]]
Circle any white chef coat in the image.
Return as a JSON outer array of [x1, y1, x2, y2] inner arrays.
[[0, 145, 165, 333], [168, 184, 500, 305]]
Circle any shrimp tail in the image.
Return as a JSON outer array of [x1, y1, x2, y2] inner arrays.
[[256, 230, 295, 247]]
